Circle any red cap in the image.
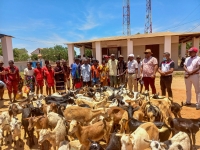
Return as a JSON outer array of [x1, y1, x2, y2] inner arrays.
[[188, 47, 198, 53]]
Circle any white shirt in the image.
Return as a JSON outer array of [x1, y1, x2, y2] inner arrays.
[[137, 61, 142, 78], [108, 59, 118, 76], [81, 64, 91, 82], [24, 67, 34, 76], [127, 60, 138, 73], [184, 56, 200, 74]]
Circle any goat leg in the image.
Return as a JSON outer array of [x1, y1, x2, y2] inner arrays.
[[19, 138, 22, 148]]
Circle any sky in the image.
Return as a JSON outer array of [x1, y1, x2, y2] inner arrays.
[[1, 0, 200, 54]]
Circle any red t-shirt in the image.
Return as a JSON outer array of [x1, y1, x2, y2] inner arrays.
[[34, 68, 44, 81], [42, 66, 48, 72], [44, 69, 54, 84], [5, 66, 19, 82]]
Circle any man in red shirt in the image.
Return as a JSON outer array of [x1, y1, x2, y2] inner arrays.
[[34, 62, 44, 97], [5, 60, 20, 103], [44, 64, 55, 95], [43, 60, 50, 95]]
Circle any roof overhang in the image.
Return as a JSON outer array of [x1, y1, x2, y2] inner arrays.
[[0, 34, 13, 38]]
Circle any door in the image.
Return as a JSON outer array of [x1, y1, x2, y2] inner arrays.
[[145, 44, 160, 64]]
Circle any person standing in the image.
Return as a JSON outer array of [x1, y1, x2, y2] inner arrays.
[[43, 60, 50, 95], [34, 62, 44, 96], [158, 52, 174, 98], [62, 60, 71, 90], [81, 58, 91, 87], [98, 60, 108, 86], [5, 60, 20, 103], [24, 62, 35, 96], [91, 59, 100, 86], [136, 55, 143, 93], [54, 60, 65, 93], [44, 65, 55, 95], [183, 47, 200, 110], [71, 58, 81, 89], [126, 54, 138, 93], [0, 61, 6, 100], [117, 55, 127, 86], [141, 49, 158, 95], [38, 54, 45, 67], [108, 54, 118, 87]]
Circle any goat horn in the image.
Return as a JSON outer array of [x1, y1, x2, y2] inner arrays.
[[144, 139, 152, 143]]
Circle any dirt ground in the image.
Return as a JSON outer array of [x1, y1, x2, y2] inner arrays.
[[0, 76, 200, 150]]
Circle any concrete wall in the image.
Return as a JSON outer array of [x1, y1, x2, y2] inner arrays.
[[15, 61, 27, 72], [171, 43, 179, 69]]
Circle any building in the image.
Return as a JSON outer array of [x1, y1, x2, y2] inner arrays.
[[66, 32, 200, 69], [31, 48, 43, 55]]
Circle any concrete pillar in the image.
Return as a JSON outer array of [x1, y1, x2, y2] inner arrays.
[[95, 41, 102, 64], [80, 46, 85, 58], [192, 37, 199, 50], [181, 42, 186, 58], [127, 39, 133, 56], [164, 36, 171, 54], [1, 36, 14, 67], [67, 44, 74, 66]]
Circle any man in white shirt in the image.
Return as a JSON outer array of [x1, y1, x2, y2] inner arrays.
[[81, 58, 91, 87], [107, 54, 118, 87], [183, 47, 200, 110], [127, 54, 138, 93]]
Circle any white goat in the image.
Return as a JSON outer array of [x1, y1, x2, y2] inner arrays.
[[58, 140, 70, 150]]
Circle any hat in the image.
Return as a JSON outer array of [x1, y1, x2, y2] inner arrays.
[[104, 55, 109, 58], [129, 54, 134, 57], [136, 55, 141, 58], [111, 54, 115, 57], [119, 55, 123, 58], [38, 54, 42, 57], [0, 61, 3, 64], [144, 49, 153, 54], [188, 47, 198, 53]]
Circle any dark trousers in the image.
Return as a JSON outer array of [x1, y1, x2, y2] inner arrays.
[[143, 77, 156, 94], [83, 81, 91, 87], [160, 75, 173, 98]]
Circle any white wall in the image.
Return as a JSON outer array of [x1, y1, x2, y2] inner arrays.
[[171, 43, 179, 69]]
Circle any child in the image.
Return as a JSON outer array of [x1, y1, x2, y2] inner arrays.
[[34, 62, 44, 96], [44, 65, 55, 95], [91, 60, 100, 86]]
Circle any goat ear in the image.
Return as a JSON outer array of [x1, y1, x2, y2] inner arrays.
[[144, 139, 152, 143], [115, 133, 123, 137]]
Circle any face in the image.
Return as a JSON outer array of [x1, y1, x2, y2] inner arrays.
[[36, 63, 41, 68], [111, 55, 115, 60], [129, 56, 134, 61], [62, 61, 67, 66], [136, 58, 141, 62], [189, 51, 196, 57], [84, 59, 88, 65], [56, 61, 61, 66], [9, 62, 14, 67], [144, 52, 151, 58], [45, 61, 49, 65], [93, 61, 97, 65], [119, 57, 123, 61], [0, 63, 3, 67], [48, 66, 51, 71]]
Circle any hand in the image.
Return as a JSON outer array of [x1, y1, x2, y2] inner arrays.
[[188, 71, 193, 75], [160, 72, 165, 76], [151, 74, 156, 78]]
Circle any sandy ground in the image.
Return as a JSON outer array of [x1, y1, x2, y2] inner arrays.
[[0, 76, 200, 150]]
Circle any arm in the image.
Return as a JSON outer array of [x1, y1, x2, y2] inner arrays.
[[153, 64, 158, 76], [164, 62, 175, 75], [135, 68, 138, 79]]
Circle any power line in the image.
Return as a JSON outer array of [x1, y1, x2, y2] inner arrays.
[[185, 22, 200, 32], [159, 18, 200, 31]]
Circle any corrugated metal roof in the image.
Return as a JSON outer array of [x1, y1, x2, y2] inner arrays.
[[64, 32, 200, 45]]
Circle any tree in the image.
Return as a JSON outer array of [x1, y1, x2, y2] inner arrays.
[[31, 54, 38, 61], [84, 49, 92, 57], [13, 48, 29, 61]]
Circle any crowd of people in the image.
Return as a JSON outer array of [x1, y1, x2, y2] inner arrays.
[[0, 47, 199, 110]]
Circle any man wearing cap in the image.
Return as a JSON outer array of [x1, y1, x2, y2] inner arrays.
[[117, 55, 127, 86], [158, 52, 174, 98], [183, 47, 200, 110], [38, 54, 45, 67], [127, 54, 138, 92], [136, 55, 143, 93], [141, 49, 158, 95], [107, 54, 118, 87]]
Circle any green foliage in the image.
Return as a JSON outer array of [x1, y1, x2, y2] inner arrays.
[[13, 48, 29, 61], [186, 42, 192, 50], [84, 49, 92, 57], [30, 54, 38, 61]]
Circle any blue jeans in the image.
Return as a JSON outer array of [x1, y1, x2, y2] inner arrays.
[[92, 78, 99, 86]]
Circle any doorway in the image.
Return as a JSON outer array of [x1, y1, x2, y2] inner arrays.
[[145, 44, 160, 64]]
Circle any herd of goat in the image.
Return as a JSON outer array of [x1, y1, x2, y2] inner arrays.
[[0, 85, 199, 150]]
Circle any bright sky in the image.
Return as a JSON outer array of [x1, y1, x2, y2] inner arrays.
[[1, 0, 200, 54]]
